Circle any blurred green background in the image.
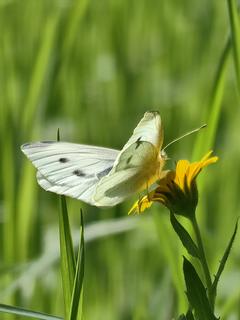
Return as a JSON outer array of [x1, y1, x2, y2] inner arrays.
[[0, 0, 240, 319]]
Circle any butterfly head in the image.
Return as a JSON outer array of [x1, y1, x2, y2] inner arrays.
[[160, 149, 168, 160]]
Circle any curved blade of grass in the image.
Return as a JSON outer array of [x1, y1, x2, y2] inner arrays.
[[192, 38, 231, 161], [211, 219, 238, 304], [227, 0, 240, 93], [57, 130, 76, 318], [59, 195, 76, 319], [69, 210, 85, 320], [0, 303, 62, 320]]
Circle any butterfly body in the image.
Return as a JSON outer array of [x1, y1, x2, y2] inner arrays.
[[21, 111, 166, 207]]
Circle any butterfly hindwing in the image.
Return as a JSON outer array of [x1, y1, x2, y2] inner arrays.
[[36, 171, 100, 204], [94, 141, 160, 206]]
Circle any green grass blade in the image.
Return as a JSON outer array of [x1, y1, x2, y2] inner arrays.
[[227, 0, 240, 93], [16, 164, 38, 260], [192, 38, 231, 160], [211, 220, 238, 302], [59, 196, 76, 319], [0, 303, 63, 320], [69, 210, 85, 320], [61, 0, 88, 57], [1, 133, 16, 264], [21, 13, 59, 138]]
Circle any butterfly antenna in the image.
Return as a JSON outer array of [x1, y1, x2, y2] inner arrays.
[[162, 124, 207, 151]]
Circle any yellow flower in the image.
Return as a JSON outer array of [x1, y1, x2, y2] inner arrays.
[[129, 151, 218, 218]]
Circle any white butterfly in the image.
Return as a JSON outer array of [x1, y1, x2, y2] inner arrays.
[[21, 111, 167, 207]]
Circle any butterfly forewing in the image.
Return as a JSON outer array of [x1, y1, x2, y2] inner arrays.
[[21, 142, 119, 205], [118, 111, 163, 156]]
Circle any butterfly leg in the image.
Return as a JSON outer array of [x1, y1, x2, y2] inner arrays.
[[137, 194, 142, 213], [146, 181, 151, 202]]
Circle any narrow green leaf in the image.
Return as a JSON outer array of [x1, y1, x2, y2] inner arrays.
[[211, 220, 238, 299], [61, 0, 88, 57], [227, 0, 240, 92], [183, 257, 217, 320], [0, 303, 62, 320], [59, 196, 76, 319], [57, 129, 76, 318], [170, 212, 199, 259], [192, 38, 230, 161], [69, 210, 85, 320]]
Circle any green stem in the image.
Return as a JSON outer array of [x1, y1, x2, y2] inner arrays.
[[191, 215, 214, 309]]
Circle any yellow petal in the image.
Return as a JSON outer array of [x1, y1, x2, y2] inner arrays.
[[200, 150, 214, 162], [175, 160, 190, 189], [187, 152, 218, 185], [128, 196, 153, 215], [187, 162, 202, 186]]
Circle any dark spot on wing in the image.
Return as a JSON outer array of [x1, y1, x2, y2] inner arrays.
[[126, 156, 133, 164], [135, 137, 142, 149], [97, 167, 112, 180], [22, 143, 30, 148], [73, 169, 86, 177], [41, 141, 55, 144], [59, 157, 69, 163]]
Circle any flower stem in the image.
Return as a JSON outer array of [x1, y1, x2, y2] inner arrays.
[[191, 215, 214, 309]]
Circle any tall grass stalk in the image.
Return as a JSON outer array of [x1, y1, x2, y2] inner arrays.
[[227, 0, 240, 95], [192, 38, 231, 161]]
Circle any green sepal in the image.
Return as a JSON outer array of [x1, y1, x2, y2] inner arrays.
[[170, 212, 200, 259], [211, 219, 238, 299], [183, 257, 218, 320]]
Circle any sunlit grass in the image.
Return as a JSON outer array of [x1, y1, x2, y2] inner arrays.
[[0, 0, 240, 319]]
